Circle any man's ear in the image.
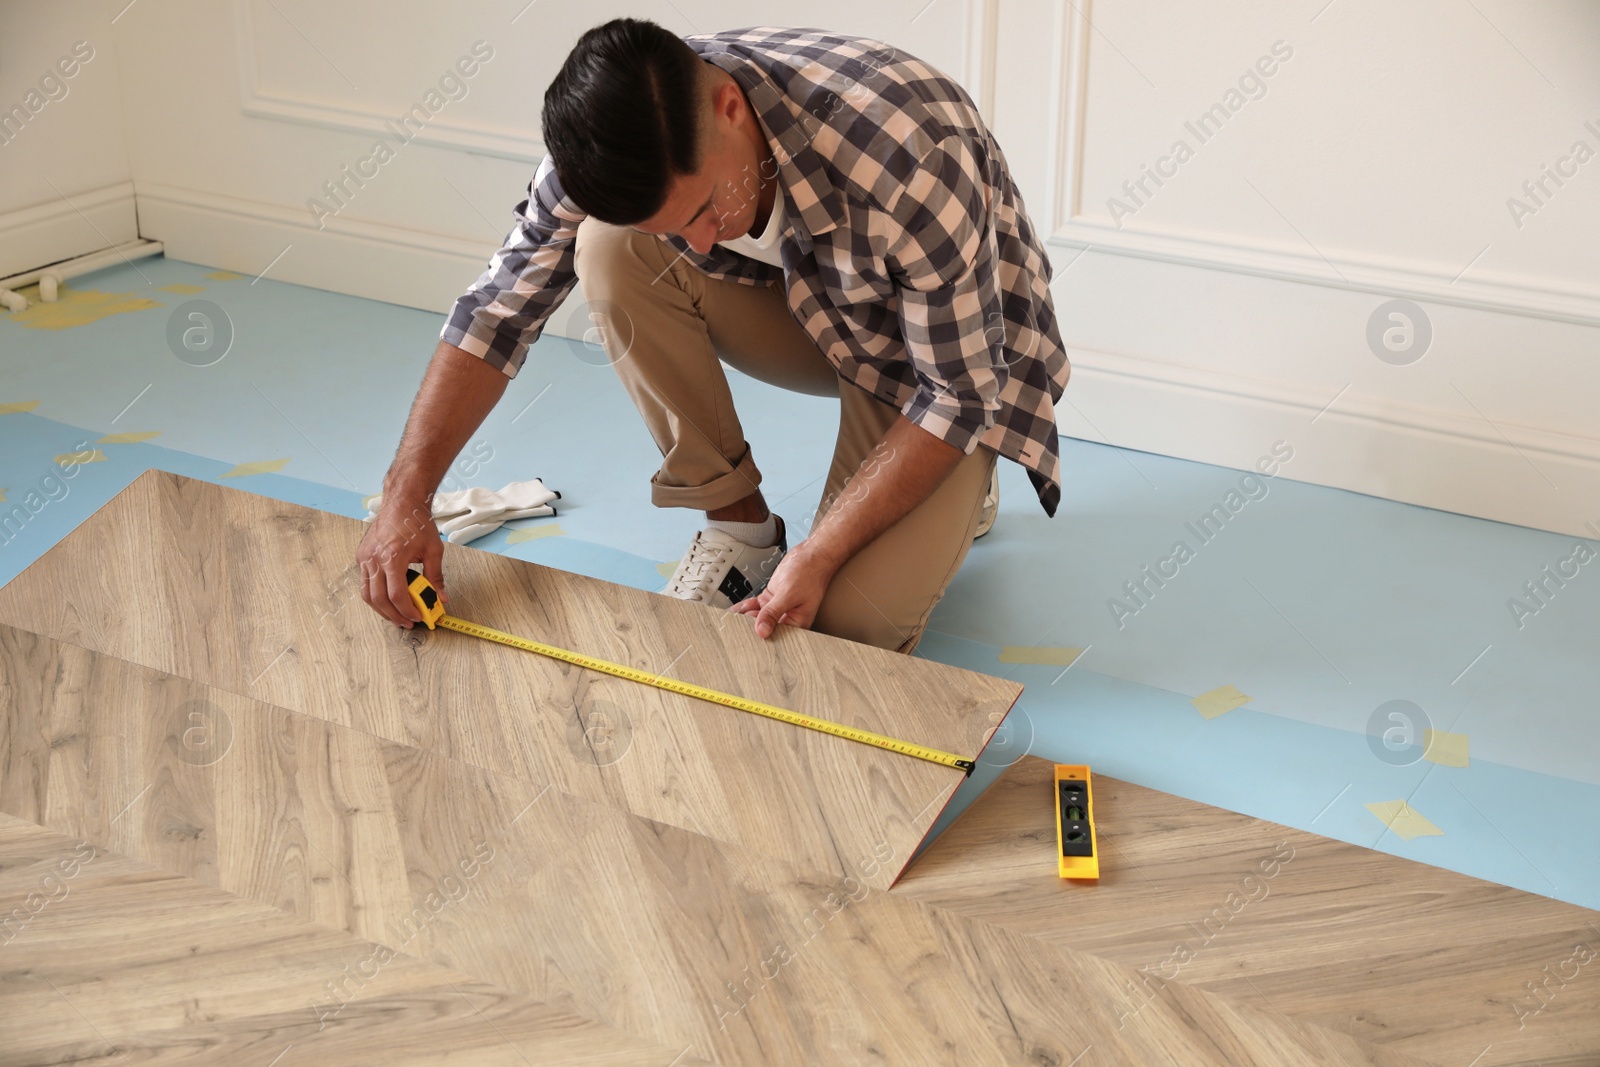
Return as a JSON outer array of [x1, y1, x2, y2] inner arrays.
[[709, 77, 745, 134]]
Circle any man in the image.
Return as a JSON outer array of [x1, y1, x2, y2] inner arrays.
[[359, 19, 1068, 655]]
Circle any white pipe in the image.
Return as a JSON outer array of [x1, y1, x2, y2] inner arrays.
[[0, 239, 166, 311], [38, 273, 59, 302]]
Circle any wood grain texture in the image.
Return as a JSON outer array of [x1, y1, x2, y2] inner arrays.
[[901, 756, 1600, 1067], [0, 816, 703, 1067], [0, 470, 1021, 889], [0, 625, 1450, 1066], [4, 473, 1594, 1065]]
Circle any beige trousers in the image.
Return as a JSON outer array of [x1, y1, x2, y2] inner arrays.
[[573, 217, 995, 655]]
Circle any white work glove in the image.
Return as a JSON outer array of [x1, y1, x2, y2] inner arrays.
[[363, 479, 560, 546]]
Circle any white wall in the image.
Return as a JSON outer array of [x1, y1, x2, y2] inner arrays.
[[113, 1, 981, 318], [988, 0, 1600, 537], [0, 1, 136, 278], [34, 0, 1600, 536]]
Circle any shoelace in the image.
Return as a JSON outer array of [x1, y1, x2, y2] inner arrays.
[[665, 535, 733, 601]]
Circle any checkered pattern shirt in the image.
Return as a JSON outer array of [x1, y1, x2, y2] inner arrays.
[[442, 26, 1070, 516]]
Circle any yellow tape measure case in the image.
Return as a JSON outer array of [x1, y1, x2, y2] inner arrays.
[[407, 569, 446, 629]]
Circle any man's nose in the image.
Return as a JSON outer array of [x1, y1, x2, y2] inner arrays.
[[686, 227, 715, 254]]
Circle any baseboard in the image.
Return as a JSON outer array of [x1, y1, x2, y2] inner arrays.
[[1064, 346, 1600, 538], [0, 183, 139, 280], [134, 182, 502, 314], [134, 182, 614, 347]]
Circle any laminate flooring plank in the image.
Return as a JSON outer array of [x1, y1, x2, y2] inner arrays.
[[0, 469, 1020, 889], [0, 815, 703, 1067], [0, 625, 1442, 1066], [898, 756, 1600, 1067]]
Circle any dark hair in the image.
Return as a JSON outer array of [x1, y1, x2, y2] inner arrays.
[[542, 18, 706, 225]]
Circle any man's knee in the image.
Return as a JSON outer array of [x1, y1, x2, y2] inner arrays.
[[574, 216, 664, 285], [811, 583, 927, 656], [812, 612, 926, 656]]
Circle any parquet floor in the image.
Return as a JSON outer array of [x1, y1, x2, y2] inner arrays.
[[1, 471, 1595, 1065], [0, 471, 1019, 891]]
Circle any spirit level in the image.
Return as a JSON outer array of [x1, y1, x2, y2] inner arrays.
[[1055, 764, 1099, 880]]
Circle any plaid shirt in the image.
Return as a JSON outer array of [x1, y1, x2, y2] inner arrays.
[[442, 26, 1069, 516]]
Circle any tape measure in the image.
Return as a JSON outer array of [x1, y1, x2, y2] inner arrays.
[[405, 570, 976, 775]]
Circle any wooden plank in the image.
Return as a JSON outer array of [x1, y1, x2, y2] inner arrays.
[[0, 625, 1440, 1066], [0, 469, 1021, 889], [898, 757, 1600, 1067], [0, 816, 703, 1067]]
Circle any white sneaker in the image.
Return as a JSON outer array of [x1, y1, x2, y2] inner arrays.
[[660, 515, 788, 608]]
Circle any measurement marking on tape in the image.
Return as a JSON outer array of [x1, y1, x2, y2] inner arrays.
[[406, 572, 974, 774]]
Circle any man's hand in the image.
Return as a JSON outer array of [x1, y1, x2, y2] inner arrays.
[[357, 498, 446, 628], [729, 541, 840, 638], [730, 413, 964, 641], [357, 339, 510, 628]]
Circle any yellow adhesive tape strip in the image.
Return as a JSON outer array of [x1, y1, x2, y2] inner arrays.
[[54, 450, 107, 465], [1422, 728, 1469, 768], [1191, 684, 1252, 720], [97, 431, 162, 445], [507, 524, 564, 545], [998, 646, 1083, 667], [1366, 800, 1444, 841], [222, 459, 290, 478]]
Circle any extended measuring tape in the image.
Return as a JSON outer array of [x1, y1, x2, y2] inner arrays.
[[405, 570, 976, 775]]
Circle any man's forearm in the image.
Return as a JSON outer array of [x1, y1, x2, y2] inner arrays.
[[383, 340, 512, 503], [803, 415, 964, 570]]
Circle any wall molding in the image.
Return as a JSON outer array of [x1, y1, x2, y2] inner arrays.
[[1062, 342, 1600, 539], [1047, 0, 1090, 234], [962, 0, 1000, 124], [1050, 215, 1600, 329], [230, 0, 543, 163], [0, 182, 139, 280], [233, 2, 1004, 166], [1043, 0, 1600, 327]]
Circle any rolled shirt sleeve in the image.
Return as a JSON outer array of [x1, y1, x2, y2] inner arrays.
[[440, 153, 587, 378], [881, 134, 1006, 456]]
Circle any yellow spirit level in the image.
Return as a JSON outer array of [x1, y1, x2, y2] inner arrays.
[[404, 569, 977, 774], [1055, 764, 1099, 880]]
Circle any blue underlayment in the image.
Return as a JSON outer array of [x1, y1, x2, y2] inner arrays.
[[2, 255, 1596, 911]]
